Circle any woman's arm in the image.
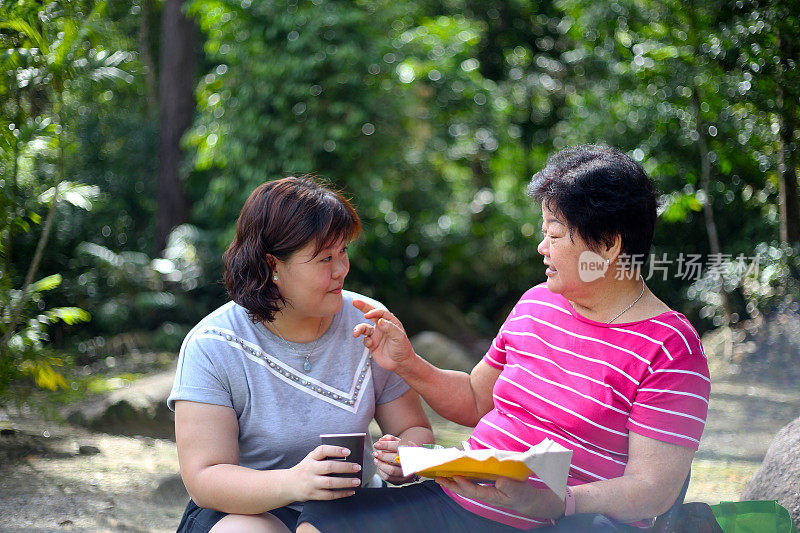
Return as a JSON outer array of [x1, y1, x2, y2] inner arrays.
[[437, 432, 694, 522], [373, 389, 434, 446], [570, 432, 694, 521], [371, 389, 435, 484], [353, 300, 501, 426], [395, 357, 501, 427], [175, 400, 360, 514]]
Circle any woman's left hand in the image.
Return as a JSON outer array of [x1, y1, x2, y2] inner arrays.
[[435, 476, 564, 519], [373, 434, 420, 485]]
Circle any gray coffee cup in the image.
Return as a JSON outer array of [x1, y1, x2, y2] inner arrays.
[[320, 432, 366, 487]]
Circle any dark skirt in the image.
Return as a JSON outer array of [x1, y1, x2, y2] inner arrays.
[[300, 480, 643, 532], [176, 499, 300, 532]]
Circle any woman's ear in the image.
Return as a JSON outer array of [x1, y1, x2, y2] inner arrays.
[[266, 254, 277, 280], [605, 235, 624, 265]]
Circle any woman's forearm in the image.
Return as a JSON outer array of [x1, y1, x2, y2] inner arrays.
[[397, 425, 435, 446], [570, 474, 685, 523], [186, 464, 295, 515], [397, 355, 483, 427]]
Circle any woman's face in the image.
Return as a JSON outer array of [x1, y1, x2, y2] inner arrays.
[[274, 237, 350, 319], [537, 202, 598, 299]]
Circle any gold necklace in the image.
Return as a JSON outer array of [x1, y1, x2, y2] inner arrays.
[[607, 280, 646, 324], [267, 318, 324, 372]]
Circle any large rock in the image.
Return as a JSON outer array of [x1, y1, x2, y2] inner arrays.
[[410, 331, 475, 372], [741, 416, 800, 529], [152, 473, 189, 506], [67, 366, 176, 440]]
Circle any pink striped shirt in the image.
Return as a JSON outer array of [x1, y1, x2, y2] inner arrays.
[[443, 284, 710, 529]]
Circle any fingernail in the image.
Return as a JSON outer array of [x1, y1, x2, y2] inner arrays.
[[352, 479, 360, 485], [353, 464, 361, 471], [373, 451, 379, 457], [342, 448, 350, 456]]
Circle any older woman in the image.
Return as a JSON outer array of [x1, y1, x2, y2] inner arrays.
[[297, 145, 710, 532], [168, 176, 433, 533]]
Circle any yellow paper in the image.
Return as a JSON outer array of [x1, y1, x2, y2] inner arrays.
[[397, 439, 573, 498]]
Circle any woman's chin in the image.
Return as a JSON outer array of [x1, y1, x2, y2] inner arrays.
[[545, 276, 562, 294], [321, 294, 344, 315]]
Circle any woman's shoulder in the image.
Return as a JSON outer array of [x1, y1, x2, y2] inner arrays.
[[181, 301, 249, 350], [514, 283, 567, 311], [640, 310, 707, 363], [341, 290, 386, 311]]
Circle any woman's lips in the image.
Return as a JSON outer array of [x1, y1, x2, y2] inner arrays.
[[329, 287, 342, 294], [545, 265, 557, 276]]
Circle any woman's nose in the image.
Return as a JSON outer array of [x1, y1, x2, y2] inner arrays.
[[537, 237, 548, 256], [333, 256, 349, 279]]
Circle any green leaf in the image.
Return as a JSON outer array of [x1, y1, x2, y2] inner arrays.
[[660, 193, 703, 223], [0, 19, 48, 53], [39, 181, 101, 210], [29, 274, 63, 293], [648, 45, 678, 60], [48, 307, 92, 325]]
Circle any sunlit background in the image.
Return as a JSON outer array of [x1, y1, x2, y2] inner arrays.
[[1, 0, 799, 397]]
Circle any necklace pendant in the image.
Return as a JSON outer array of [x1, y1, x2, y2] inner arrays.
[[303, 359, 312, 372]]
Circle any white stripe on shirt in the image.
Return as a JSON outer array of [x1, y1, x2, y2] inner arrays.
[[609, 327, 674, 361], [651, 319, 692, 355], [518, 299, 572, 315], [499, 375, 629, 437], [507, 363, 630, 416], [502, 329, 640, 385], [508, 314, 652, 365], [650, 368, 711, 383], [491, 396, 628, 465], [631, 401, 707, 423], [628, 419, 701, 445], [505, 345, 633, 407], [637, 388, 709, 404]]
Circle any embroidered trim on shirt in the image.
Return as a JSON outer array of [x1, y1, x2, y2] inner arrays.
[[199, 327, 371, 413]]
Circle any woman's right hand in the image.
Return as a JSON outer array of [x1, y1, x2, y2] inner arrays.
[[352, 300, 416, 373], [287, 445, 362, 501]]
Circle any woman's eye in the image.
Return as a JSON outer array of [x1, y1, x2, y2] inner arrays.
[[321, 256, 332, 262], [341, 246, 348, 254]]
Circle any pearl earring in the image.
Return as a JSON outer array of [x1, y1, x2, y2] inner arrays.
[[273, 274, 278, 281]]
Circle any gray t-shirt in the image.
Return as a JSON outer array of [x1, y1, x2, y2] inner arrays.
[[168, 290, 409, 502]]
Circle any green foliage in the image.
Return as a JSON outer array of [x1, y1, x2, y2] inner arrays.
[[2, 0, 800, 403], [0, 0, 141, 398], [175, 0, 800, 337], [0, 271, 90, 393]]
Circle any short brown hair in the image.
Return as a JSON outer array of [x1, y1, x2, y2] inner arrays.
[[222, 176, 361, 323]]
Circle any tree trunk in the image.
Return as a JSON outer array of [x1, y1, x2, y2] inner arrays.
[[138, 0, 158, 118], [692, 89, 731, 324], [155, 0, 195, 256], [776, 29, 800, 247]]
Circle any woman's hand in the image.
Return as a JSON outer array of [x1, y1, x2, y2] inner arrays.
[[435, 476, 565, 519], [372, 434, 420, 485], [286, 445, 363, 501], [352, 300, 416, 373]]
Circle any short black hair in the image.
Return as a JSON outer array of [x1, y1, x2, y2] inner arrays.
[[528, 145, 658, 259]]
